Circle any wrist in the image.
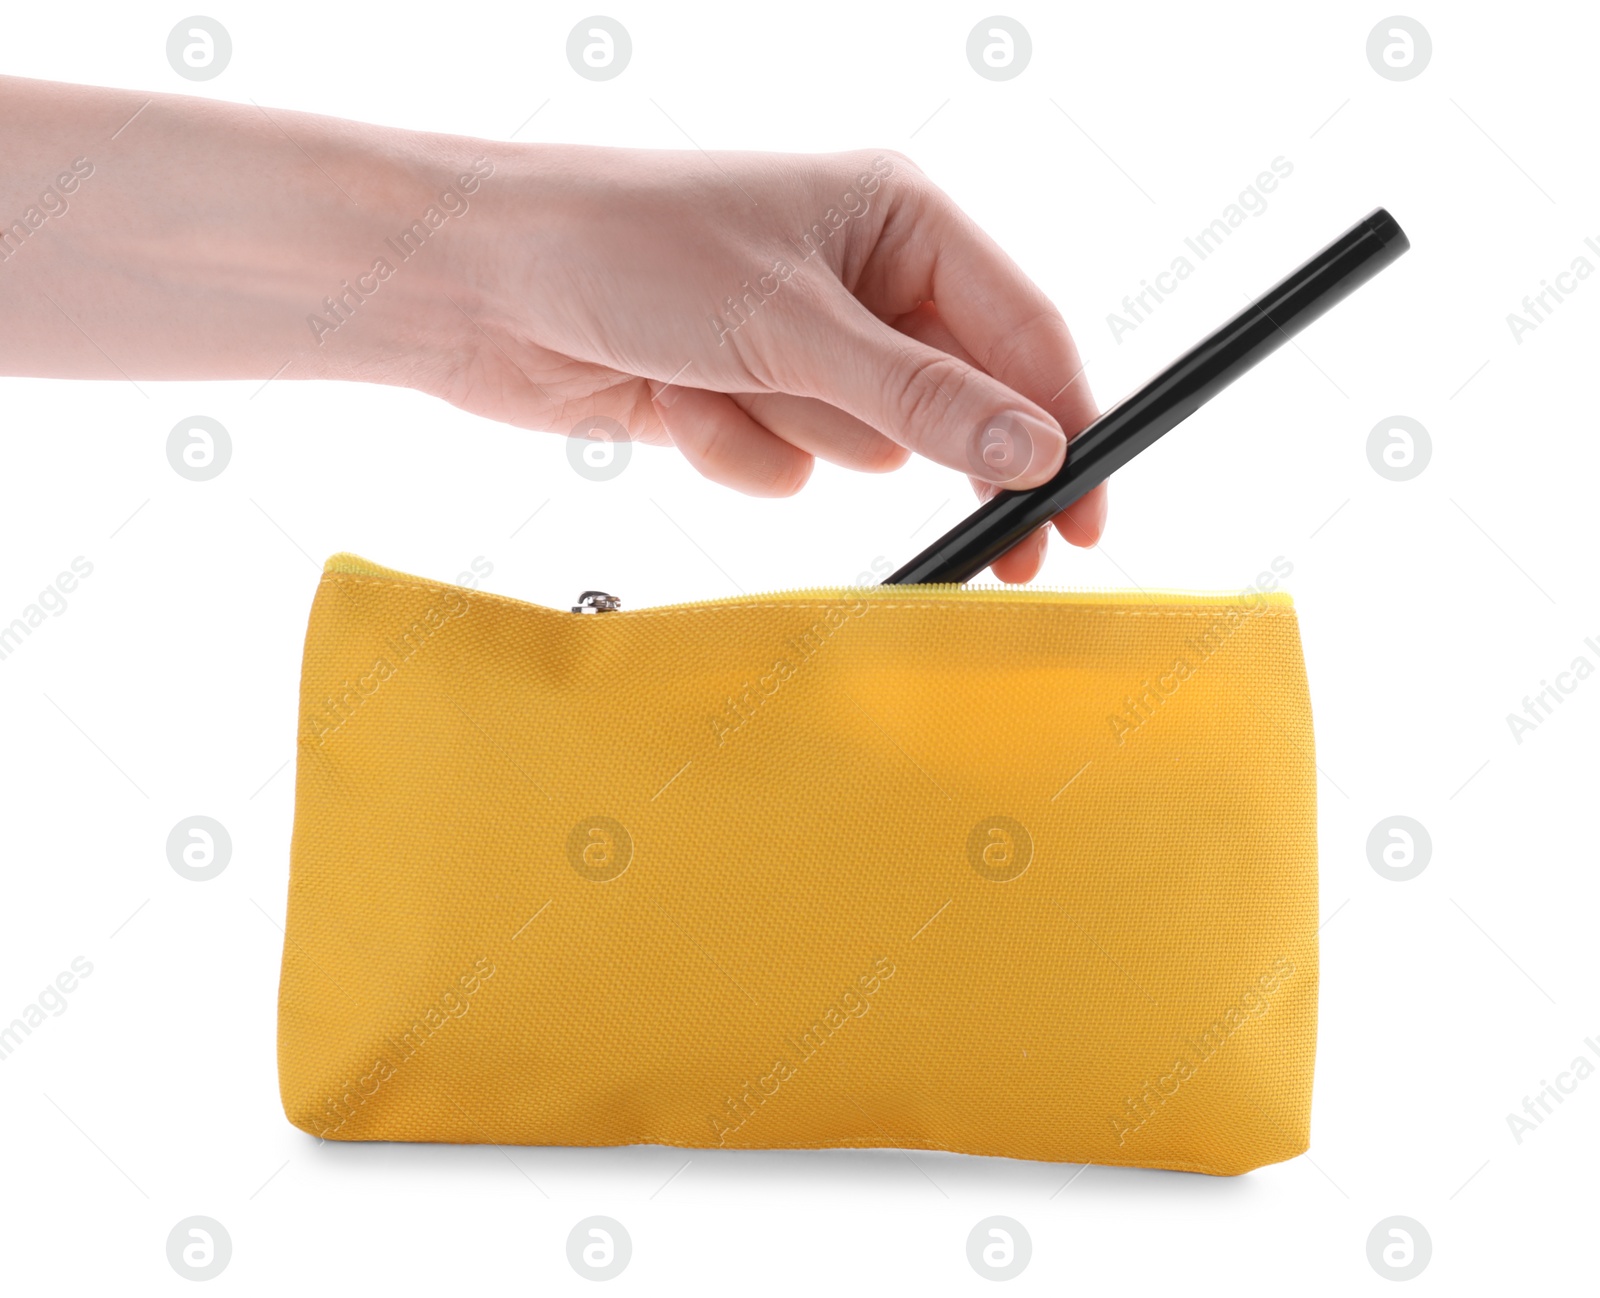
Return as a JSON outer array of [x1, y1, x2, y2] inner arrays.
[[300, 126, 514, 386]]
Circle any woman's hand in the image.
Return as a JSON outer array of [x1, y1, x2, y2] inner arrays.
[[0, 77, 1104, 581], [430, 145, 1107, 581]]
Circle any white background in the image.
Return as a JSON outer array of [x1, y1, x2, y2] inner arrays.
[[1, 1, 1595, 1292]]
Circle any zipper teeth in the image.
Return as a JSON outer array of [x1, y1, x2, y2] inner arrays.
[[321, 553, 1294, 612], [613, 584, 1292, 613]]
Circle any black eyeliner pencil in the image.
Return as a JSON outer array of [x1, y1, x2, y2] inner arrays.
[[883, 207, 1410, 586]]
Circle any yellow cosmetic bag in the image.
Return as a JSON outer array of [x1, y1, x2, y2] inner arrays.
[[277, 553, 1317, 1176]]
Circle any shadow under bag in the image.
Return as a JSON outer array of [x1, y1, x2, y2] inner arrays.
[[277, 553, 1318, 1176]]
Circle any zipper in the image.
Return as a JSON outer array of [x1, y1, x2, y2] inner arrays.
[[320, 553, 1293, 614]]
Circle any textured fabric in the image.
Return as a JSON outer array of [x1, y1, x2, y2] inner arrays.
[[278, 554, 1318, 1175]]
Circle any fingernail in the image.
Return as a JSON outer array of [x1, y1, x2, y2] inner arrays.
[[966, 411, 1066, 486]]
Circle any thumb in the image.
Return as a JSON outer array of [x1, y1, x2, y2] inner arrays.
[[781, 295, 1068, 488]]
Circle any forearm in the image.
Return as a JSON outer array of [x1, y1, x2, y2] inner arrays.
[[0, 75, 494, 384]]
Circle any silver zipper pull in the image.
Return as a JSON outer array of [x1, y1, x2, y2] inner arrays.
[[571, 590, 623, 614]]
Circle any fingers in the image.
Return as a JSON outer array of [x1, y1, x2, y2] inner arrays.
[[652, 386, 813, 497], [906, 299, 1110, 559], [732, 392, 910, 473], [778, 291, 1070, 489], [961, 476, 1045, 583], [962, 480, 1107, 584], [991, 525, 1051, 585], [1054, 481, 1108, 548], [961, 467, 1104, 584], [958, 485, 1103, 583]]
